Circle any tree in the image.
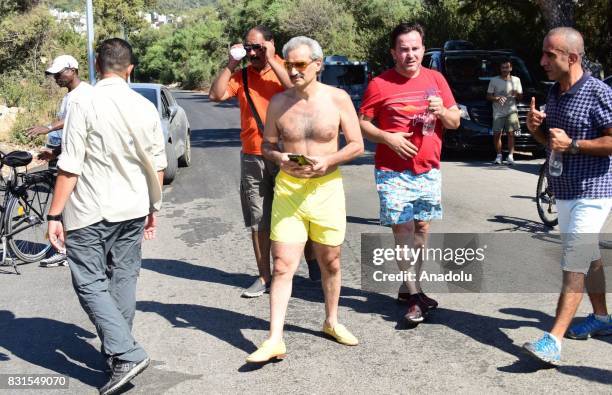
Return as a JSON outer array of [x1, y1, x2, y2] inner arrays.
[[0, 6, 55, 75], [0, 0, 41, 16], [277, 0, 360, 59], [93, 0, 157, 39], [534, 0, 575, 28]]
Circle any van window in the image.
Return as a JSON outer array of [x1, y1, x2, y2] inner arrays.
[[444, 55, 533, 86], [321, 65, 366, 85], [431, 54, 441, 70]]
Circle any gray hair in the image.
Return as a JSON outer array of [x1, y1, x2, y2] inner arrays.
[[282, 36, 323, 60], [546, 27, 585, 57]]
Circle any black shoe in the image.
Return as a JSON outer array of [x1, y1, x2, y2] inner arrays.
[[417, 292, 439, 310], [397, 292, 410, 304], [307, 259, 321, 282], [403, 294, 427, 325], [99, 357, 150, 395]]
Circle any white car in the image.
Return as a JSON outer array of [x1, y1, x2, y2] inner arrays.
[[130, 83, 191, 184]]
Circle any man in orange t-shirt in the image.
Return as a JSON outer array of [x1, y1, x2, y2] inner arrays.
[[210, 25, 307, 297]]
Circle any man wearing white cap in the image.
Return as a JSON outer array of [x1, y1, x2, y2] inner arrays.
[[26, 54, 94, 267]]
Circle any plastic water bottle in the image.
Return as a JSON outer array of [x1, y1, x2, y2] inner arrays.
[[422, 88, 438, 136], [549, 150, 563, 177], [47, 130, 62, 148], [421, 112, 436, 136], [230, 47, 246, 61]]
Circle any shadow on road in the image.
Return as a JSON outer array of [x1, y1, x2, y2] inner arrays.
[[143, 259, 254, 289], [442, 151, 541, 175], [427, 307, 551, 367], [173, 93, 239, 108], [0, 310, 106, 387], [143, 259, 407, 326], [137, 301, 322, 355], [510, 194, 537, 202], [141, 260, 610, 383], [487, 308, 611, 383], [487, 214, 552, 233], [190, 128, 242, 149]]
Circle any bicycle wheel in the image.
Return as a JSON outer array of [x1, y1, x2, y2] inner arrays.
[[536, 163, 558, 227], [5, 176, 53, 262]]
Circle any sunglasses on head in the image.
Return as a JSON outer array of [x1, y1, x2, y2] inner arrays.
[[243, 43, 264, 52], [283, 60, 315, 72]]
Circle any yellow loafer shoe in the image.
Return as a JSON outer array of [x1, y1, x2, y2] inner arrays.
[[323, 323, 359, 346], [245, 340, 287, 363]]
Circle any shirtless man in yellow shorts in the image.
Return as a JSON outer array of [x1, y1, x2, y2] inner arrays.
[[246, 36, 364, 363]]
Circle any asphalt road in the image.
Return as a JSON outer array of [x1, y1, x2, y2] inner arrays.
[[0, 90, 610, 394]]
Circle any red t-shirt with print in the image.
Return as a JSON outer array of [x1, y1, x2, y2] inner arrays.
[[360, 67, 456, 174]]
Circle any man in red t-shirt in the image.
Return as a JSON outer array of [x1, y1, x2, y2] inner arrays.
[[359, 22, 460, 325]]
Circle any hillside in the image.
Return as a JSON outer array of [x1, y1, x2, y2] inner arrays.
[[46, 0, 215, 13]]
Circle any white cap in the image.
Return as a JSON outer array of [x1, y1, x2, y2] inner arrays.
[[45, 55, 79, 74]]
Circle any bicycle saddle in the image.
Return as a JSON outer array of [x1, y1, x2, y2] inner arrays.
[[2, 151, 33, 167]]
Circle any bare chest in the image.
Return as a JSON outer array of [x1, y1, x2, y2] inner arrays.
[[277, 100, 340, 143]]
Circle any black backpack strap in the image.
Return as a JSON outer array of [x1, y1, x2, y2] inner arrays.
[[242, 67, 265, 133]]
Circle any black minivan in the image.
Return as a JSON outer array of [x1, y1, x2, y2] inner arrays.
[[319, 55, 370, 110], [424, 42, 546, 154]]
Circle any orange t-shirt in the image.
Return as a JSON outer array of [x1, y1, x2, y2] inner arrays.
[[227, 56, 285, 155]]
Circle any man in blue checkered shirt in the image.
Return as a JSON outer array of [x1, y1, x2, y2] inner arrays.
[[523, 27, 612, 366]]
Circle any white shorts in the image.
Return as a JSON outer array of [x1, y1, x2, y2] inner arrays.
[[557, 198, 612, 274]]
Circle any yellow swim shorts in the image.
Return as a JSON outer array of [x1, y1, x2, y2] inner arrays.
[[270, 169, 346, 246]]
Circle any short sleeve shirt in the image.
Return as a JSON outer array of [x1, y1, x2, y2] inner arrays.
[[48, 81, 94, 146], [226, 56, 285, 155], [544, 74, 612, 199], [360, 67, 456, 174], [58, 77, 167, 231], [487, 75, 522, 118]]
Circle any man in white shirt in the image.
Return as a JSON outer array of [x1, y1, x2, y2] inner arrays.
[[487, 59, 523, 165], [46, 38, 166, 395], [26, 54, 94, 267]]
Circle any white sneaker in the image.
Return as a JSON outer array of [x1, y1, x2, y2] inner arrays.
[[39, 253, 67, 267], [507, 155, 515, 165], [493, 155, 502, 165]]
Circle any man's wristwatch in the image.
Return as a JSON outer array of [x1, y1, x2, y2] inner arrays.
[[46, 214, 63, 222], [46, 124, 53, 131], [569, 139, 580, 154]]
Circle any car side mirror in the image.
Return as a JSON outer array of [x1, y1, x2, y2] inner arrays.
[[169, 106, 178, 120]]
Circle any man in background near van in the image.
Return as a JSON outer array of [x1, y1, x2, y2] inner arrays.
[[487, 58, 522, 165]]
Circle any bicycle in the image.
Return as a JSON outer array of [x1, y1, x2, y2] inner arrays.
[[536, 159, 558, 227], [0, 150, 55, 274]]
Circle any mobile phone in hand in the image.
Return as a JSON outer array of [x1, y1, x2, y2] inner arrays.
[[288, 154, 311, 166]]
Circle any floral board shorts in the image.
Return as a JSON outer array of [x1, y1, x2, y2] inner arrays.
[[375, 168, 442, 226]]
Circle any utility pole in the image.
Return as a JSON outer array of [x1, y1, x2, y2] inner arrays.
[[86, 0, 95, 84]]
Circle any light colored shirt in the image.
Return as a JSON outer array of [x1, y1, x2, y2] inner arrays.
[[58, 77, 167, 231], [48, 81, 94, 147], [487, 75, 523, 118]]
